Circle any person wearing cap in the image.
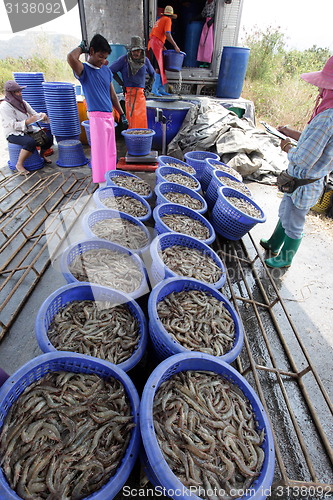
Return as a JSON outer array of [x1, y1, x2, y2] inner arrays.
[[148, 5, 181, 96], [260, 56, 333, 268], [67, 34, 128, 185], [109, 36, 155, 129], [0, 80, 52, 174]]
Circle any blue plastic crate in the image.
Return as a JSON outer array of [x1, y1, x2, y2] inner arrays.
[[35, 283, 148, 373], [149, 232, 226, 289], [105, 170, 153, 200], [0, 352, 140, 500], [153, 203, 215, 245], [156, 165, 200, 192], [140, 352, 275, 500], [206, 168, 251, 210], [60, 238, 149, 300], [184, 150, 220, 182], [93, 186, 152, 222], [211, 186, 266, 240], [155, 182, 207, 214], [148, 277, 244, 362], [82, 208, 151, 254], [157, 155, 196, 176], [121, 128, 155, 156]]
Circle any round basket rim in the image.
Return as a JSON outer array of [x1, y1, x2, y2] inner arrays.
[[0, 351, 140, 500], [156, 165, 201, 192], [155, 182, 207, 214], [149, 233, 226, 288], [121, 128, 155, 137], [152, 203, 215, 245], [140, 351, 275, 500], [148, 277, 244, 361], [104, 171, 153, 199], [93, 186, 152, 221], [35, 283, 148, 372], [218, 186, 266, 222]]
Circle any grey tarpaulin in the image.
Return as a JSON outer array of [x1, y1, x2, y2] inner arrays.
[[167, 97, 288, 184]]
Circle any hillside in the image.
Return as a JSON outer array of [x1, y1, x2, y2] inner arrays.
[[0, 32, 80, 60]]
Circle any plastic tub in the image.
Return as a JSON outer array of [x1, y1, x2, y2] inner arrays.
[[206, 169, 252, 210], [211, 186, 266, 240], [148, 277, 243, 362], [157, 155, 196, 176], [60, 238, 149, 300], [149, 232, 226, 288], [140, 352, 275, 500], [81, 119, 91, 145], [153, 203, 215, 245], [105, 170, 153, 200], [156, 165, 201, 192], [217, 46, 251, 99], [163, 50, 186, 71], [155, 182, 207, 214], [107, 44, 127, 93], [0, 352, 140, 500], [121, 129, 155, 156], [184, 150, 220, 182], [7, 143, 44, 171], [93, 186, 152, 222], [82, 209, 151, 254], [56, 139, 89, 167], [35, 283, 148, 372]]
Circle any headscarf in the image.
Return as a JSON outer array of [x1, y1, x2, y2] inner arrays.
[[308, 88, 333, 123], [4, 90, 27, 114], [127, 50, 145, 76]]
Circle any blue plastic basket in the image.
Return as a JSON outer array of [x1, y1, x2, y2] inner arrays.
[[93, 186, 152, 222], [60, 238, 149, 300], [206, 168, 252, 210], [121, 128, 155, 156], [156, 165, 201, 192], [149, 233, 226, 289], [7, 143, 44, 171], [184, 151, 220, 182], [155, 182, 207, 214], [35, 283, 148, 372], [82, 208, 151, 254], [56, 139, 89, 167], [148, 277, 244, 362], [162, 50, 186, 71], [105, 170, 153, 200], [140, 352, 275, 500], [0, 352, 140, 500], [153, 203, 215, 245], [201, 157, 233, 192], [157, 155, 196, 176], [81, 120, 91, 145], [211, 186, 266, 240]]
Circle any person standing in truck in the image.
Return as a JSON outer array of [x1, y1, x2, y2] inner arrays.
[[110, 36, 155, 129], [67, 34, 128, 185], [148, 5, 181, 96]]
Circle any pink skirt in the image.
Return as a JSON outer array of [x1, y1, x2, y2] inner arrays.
[[89, 111, 117, 183], [197, 19, 214, 63]]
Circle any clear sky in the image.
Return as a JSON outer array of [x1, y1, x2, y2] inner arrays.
[[0, 0, 333, 52], [240, 0, 333, 52]]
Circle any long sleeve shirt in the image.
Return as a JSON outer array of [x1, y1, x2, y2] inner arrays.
[[0, 100, 41, 138], [110, 55, 155, 89], [287, 108, 333, 210]]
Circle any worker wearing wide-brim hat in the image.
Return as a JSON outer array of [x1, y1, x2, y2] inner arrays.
[[148, 5, 181, 96], [110, 36, 155, 128]]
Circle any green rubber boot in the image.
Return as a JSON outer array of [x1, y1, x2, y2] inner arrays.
[[265, 235, 302, 268], [260, 220, 286, 255]]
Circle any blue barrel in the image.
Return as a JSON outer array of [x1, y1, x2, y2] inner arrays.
[[107, 44, 127, 93], [216, 46, 250, 99], [184, 21, 203, 67], [146, 99, 193, 149]]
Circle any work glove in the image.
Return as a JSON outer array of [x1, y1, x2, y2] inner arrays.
[[120, 114, 129, 130], [144, 76, 154, 97], [78, 40, 89, 53]]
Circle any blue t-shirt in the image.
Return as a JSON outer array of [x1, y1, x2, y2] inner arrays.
[[76, 63, 113, 112], [109, 55, 155, 88]]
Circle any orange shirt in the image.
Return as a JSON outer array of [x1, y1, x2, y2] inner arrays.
[[149, 15, 172, 44]]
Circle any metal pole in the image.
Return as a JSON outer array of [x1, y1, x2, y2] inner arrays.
[[77, 0, 88, 43]]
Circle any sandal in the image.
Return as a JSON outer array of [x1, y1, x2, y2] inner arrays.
[[43, 157, 52, 164]]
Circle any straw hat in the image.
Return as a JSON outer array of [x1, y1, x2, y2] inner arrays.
[[300, 56, 333, 90], [164, 5, 177, 18], [128, 36, 145, 52]]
